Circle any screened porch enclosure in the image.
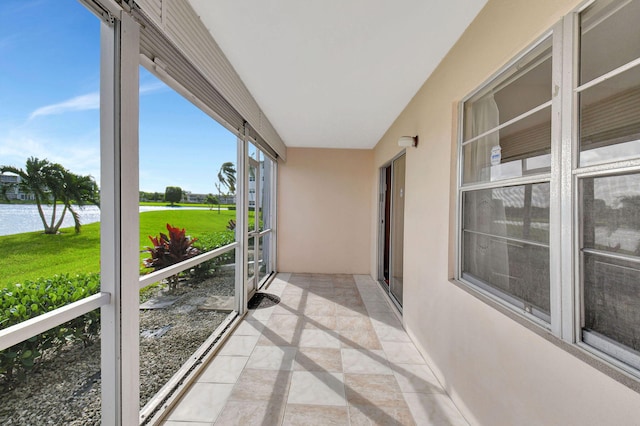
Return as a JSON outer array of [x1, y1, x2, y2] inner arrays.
[[2, 0, 640, 425], [0, 1, 280, 423]]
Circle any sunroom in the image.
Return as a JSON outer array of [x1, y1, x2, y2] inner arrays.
[[1, 0, 640, 424]]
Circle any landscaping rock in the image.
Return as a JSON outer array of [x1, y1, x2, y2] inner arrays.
[[0, 271, 235, 425], [139, 296, 180, 310], [198, 295, 235, 311]]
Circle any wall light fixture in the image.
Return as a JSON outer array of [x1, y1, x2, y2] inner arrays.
[[398, 135, 418, 148]]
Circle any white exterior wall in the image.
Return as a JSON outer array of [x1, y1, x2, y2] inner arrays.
[[371, 0, 640, 424], [0, 175, 35, 201]]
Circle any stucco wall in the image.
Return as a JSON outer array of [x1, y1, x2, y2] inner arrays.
[[277, 148, 372, 274], [372, 0, 640, 424]]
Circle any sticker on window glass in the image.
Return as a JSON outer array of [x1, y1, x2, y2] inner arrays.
[[490, 145, 502, 166]]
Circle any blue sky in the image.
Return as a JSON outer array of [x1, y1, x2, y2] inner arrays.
[[0, 0, 238, 195]]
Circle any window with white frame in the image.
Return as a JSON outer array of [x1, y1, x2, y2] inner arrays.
[[577, 0, 640, 371], [460, 37, 553, 323], [458, 0, 640, 376]]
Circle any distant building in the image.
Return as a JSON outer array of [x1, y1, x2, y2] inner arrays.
[[216, 194, 236, 204], [0, 174, 35, 201], [182, 192, 236, 204], [248, 160, 265, 207], [182, 191, 205, 203]]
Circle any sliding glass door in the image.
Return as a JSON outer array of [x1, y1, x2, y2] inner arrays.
[[245, 143, 276, 298], [379, 153, 406, 308], [247, 156, 260, 295]]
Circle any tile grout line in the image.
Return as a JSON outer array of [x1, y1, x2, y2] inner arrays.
[[174, 273, 468, 425], [353, 274, 420, 425]]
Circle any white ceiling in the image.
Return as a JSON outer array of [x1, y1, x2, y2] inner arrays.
[[188, 0, 487, 149]]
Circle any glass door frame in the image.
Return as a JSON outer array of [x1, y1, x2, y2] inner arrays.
[[377, 151, 406, 310], [239, 134, 278, 308], [256, 154, 276, 287], [247, 155, 261, 297]]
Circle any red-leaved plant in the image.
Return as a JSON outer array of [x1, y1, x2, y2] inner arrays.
[[143, 224, 201, 290]]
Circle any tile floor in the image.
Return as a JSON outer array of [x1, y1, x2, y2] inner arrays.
[[162, 273, 469, 426]]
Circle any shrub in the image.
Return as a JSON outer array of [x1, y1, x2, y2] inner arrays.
[[194, 231, 235, 252], [191, 231, 235, 279], [0, 273, 100, 387], [143, 224, 201, 290]]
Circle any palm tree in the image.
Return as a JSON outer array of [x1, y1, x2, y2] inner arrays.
[[57, 171, 100, 233], [2, 157, 57, 233], [216, 162, 236, 213], [0, 157, 99, 234], [217, 162, 236, 197]]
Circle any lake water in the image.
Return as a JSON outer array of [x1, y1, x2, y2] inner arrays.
[[0, 204, 208, 236]]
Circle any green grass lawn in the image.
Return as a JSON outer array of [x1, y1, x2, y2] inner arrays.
[[0, 209, 241, 287], [139, 202, 235, 209]]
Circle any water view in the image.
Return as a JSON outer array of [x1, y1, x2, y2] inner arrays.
[[0, 204, 208, 236]]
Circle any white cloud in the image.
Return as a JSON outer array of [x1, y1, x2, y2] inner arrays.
[[28, 83, 166, 120], [139, 81, 166, 95], [29, 92, 99, 119], [0, 133, 100, 180]]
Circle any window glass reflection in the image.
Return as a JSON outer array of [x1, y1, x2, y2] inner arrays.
[[462, 183, 551, 316], [582, 174, 640, 256], [579, 66, 640, 167], [583, 253, 640, 353], [580, 0, 640, 85], [464, 40, 552, 141], [581, 173, 640, 355], [464, 183, 550, 244], [463, 107, 551, 184]]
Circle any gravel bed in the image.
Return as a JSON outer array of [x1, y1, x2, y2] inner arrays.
[[0, 271, 235, 426]]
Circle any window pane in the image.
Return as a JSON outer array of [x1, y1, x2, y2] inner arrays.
[[463, 235, 550, 316], [260, 156, 274, 231], [248, 141, 258, 160], [463, 107, 551, 184], [579, 65, 640, 167], [462, 183, 550, 316], [582, 173, 640, 256], [464, 39, 551, 141], [260, 233, 271, 277], [248, 159, 258, 216], [583, 253, 640, 354], [139, 67, 238, 277], [463, 183, 550, 244], [138, 67, 239, 409], [580, 0, 640, 85], [248, 236, 256, 279], [258, 235, 265, 275], [582, 173, 640, 359]]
